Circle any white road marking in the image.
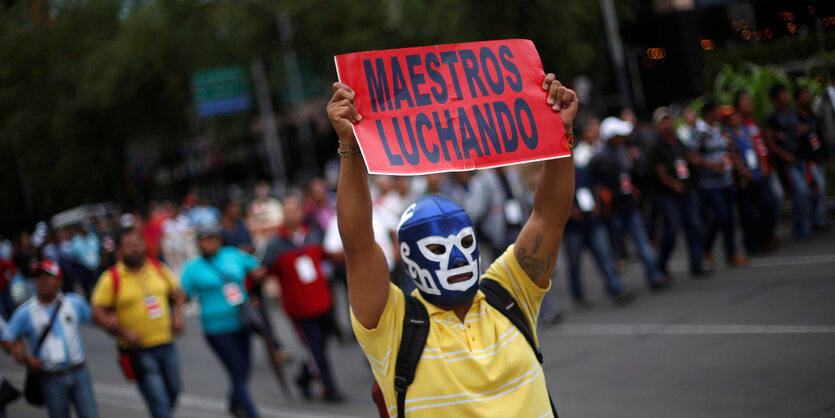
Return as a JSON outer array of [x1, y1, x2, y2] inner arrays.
[[666, 254, 835, 272], [543, 324, 835, 336], [0, 369, 360, 418]]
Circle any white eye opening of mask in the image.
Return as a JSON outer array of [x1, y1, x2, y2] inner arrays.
[[415, 227, 479, 292]]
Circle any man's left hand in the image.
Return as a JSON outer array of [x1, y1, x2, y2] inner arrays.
[[172, 313, 184, 335], [543, 73, 579, 133]]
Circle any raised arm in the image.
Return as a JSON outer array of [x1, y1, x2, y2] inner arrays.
[[513, 74, 577, 289], [327, 82, 392, 329]]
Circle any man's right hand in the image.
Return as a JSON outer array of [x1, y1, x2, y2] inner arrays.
[[101, 315, 120, 334], [121, 330, 142, 349], [327, 82, 361, 143], [670, 179, 685, 195], [24, 356, 43, 372]]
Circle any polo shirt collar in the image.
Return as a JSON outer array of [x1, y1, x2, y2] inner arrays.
[[412, 287, 486, 317]]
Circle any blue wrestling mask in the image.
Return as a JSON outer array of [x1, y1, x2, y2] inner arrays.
[[397, 196, 481, 307]]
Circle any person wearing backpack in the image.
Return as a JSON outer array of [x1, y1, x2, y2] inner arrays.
[[90, 228, 186, 418], [0, 260, 97, 418], [326, 73, 577, 417]]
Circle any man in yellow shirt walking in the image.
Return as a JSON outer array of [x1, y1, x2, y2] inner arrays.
[[326, 72, 577, 417], [91, 228, 185, 418]]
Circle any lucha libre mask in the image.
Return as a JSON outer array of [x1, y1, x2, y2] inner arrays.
[[397, 196, 480, 307]]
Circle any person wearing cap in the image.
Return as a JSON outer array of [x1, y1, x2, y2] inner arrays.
[[0, 260, 98, 418], [564, 120, 639, 308], [646, 107, 708, 277], [592, 117, 673, 291], [722, 106, 778, 254], [691, 99, 748, 268], [90, 228, 185, 418], [180, 224, 267, 418]]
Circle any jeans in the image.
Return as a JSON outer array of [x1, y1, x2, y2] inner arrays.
[[608, 209, 662, 284], [205, 330, 258, 418], [700, 186, 738, 258], [809, 163, 827, 228], [135, 343, 181, 418], [655, 192, 705, 273], [293, 313, 341, 397], [787, 161, 813, 238], [40, 365, 98, 418], [737, 180, 778, 252], [563, 221, 625, 299]]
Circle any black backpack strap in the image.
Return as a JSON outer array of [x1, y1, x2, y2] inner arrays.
[[480, 278, 559, 418], [393, 295, 430, 417], [480, 279, 542, 362], [34, 300, 64, 356]]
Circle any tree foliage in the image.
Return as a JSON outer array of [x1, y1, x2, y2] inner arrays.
[[0, 0, 628, 235]]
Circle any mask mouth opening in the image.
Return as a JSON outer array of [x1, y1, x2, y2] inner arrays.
[[447, 272, 473, 284]]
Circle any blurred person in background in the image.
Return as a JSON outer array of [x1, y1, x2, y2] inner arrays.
[[262, 195, 344, 402], [160, 202, 196, 278], [723, 106, 778, 254], [0, 259, 15, 320], [220, 197, 289, 364], [444, 171, 474, 206], [96, 216, 120, 271], [376, 176, 415, 224], [813, 68, 835, 156], [305, 177, 336, 234], [247, 182, 283, 254], [765, 83, 812, 240], [795, 86, 830, 230], [13, 232, 35, 281], [70, 224, 100, 297], [376, 176, 417, 294], [564, 122, 638, 308], [143, 202, 167, 261], [676, 107, 699, 149], [182, 224, 267, 418], [91, 228, 185, 418], [736, 91, 784, 216], [220, 199, 255, 254], [466, 168, 529, 260], [692, 100, 747, 267], [1, 260, 98, 418], [189, 197, 221, 228], [646, 107, 708, 277], [593, 117, 673, 291], [0, 235, 11, 264]]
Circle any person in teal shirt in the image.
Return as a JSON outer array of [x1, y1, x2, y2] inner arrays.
[[181, 224, 265, 418]]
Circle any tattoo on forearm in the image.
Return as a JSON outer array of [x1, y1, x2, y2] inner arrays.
[[517, 234, 555, 282]]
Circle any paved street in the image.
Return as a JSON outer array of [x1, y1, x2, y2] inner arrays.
[[3, 223, 834, 417]]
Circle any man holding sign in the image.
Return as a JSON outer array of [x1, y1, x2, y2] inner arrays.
[[329, 40, 574, 417]]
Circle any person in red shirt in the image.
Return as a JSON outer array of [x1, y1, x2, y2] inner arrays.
[[262, 195, 344, 402]]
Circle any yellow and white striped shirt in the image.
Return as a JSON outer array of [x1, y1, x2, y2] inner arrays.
[[351, 245, 552, 417]]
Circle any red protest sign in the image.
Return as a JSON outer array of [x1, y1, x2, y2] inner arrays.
[[335, 39, 569, 175]]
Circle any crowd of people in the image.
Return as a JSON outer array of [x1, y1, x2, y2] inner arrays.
[[0, 76, 831, 417]]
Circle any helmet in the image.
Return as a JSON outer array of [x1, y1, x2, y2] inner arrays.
[[397, 196, 480, 306]]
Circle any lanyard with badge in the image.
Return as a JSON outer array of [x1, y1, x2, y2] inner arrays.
[[203, 257, 245, 307], [138, 269, 165, 320]]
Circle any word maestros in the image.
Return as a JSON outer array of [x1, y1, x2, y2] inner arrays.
[[361, 45, 539, 166]]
